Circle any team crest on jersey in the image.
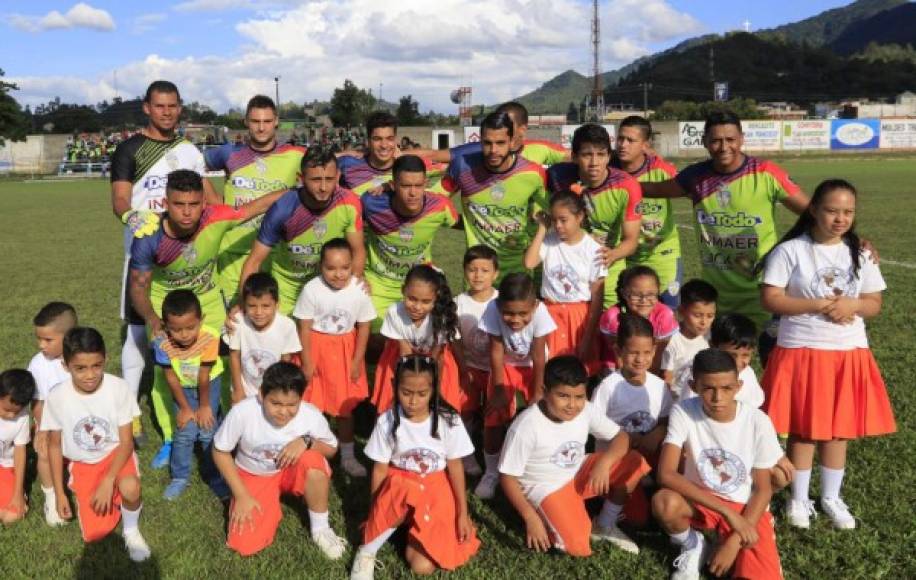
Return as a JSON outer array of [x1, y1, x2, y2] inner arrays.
[[698, 448, 747, 494], [73, 416, 112, 452], [181, 243, 198, 264], [255, 156, 268, 175], [243, 349, 278, 382], [550, 441, 584, 469], [398, 227, 414, 243], [166, 151, 179, 171], [320, 308, 353, 333], [397, 447, 440, 474], [548, 264, 580, 296], [620, 410, 655, 434], [811, 267, 854, 298], [251, 443, 285, 468], [490, 182, 506, 202], [715, 188, 732, 209], [312, 219, 327, 239]]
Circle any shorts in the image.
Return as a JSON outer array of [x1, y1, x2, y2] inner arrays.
[[69, 450, 140, 542], [0, 466, 21, 515]]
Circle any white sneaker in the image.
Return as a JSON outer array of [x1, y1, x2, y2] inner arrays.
[[591, 521, 639, 554], [313, 527, 348, 560], [671, 531, 709, 580], [820, 497, 856, 529], [785, 498, 817, 529], [350, 548, 379, 580], [123, 529, 151, 562], [463, 455, 483, 477], [341, 456, 368, 478], [474, 471, 499, 499], [44, 500, 64, 527]]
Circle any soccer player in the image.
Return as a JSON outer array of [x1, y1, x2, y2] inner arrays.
[[337, 111, 398, 196], [611, 116, 682, 307], [441, 111, 548, 278], [128, 170, 283, 466], [239, 147, 366, 315], [110, 80, 221, 440], [641, 110, 808, 338], [547, 124, 642, 306], [205, 95, 306, 306]]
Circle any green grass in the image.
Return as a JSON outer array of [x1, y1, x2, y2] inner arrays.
[[0, 159, 914, 579]]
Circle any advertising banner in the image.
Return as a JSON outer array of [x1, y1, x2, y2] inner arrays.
[[742, 120, 781, 151], [678, 121, 705, 149], [831, 119, 880, 150], [879, 119, 916, 149], [782, 120, 831, 150]]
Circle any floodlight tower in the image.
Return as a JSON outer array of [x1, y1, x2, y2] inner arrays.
[[588, 0, 605, 121]]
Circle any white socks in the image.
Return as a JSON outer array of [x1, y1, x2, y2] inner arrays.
[[596, 500, 623, 529], [820, 466, 845, 500], [360, 527, 397, 555], [121, 504, 142, 532], [483, 453, 499, 475], [43, 485, 57, 509], [340, 442, 355, 460], [309, 510, 330, 536], [122, 324, 148, 399], [791, 468, 812, 502], [670, 528, 697, 549]]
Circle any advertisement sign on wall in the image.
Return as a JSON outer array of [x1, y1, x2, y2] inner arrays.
[[782, 120, 831, 150], [879, 120, 916, 149], [678, 121, 705, 149], [742, 120, 781, 151], [831, 119, 880, 150]]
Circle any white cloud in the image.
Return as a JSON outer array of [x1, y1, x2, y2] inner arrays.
[[132, 12, 167, 34], [173, 0, 303, 12], [7, 3, 115, 32]]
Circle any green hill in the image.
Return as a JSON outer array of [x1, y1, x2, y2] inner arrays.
[[829, 2, 916, 55], [759, 0, 908, 46]]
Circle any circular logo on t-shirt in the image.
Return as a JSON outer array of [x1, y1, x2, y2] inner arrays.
[[396, 447, 441, 474], [698, 448, 747, 495], [550, 441, 585, 469], [548, 264, 580, 296], [810, 267, 854, 298], [250, 443, 284, 468], [243, 349, 279, 383], [620, 410, 656, 434], [73, 416, 112, 452], [320, 308, 353, 333]]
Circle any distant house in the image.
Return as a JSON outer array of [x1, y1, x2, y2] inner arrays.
[[838, 92, 916, 119], [757, 102, 807, 120]]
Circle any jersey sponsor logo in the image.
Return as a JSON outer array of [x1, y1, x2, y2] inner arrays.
[[698, 448, 747, 495], [696, 210, 762, 228], [73, 416, 112, 452], [229, 176, 288, 192], [636, 201, 664, 215], [701, 250, 757, 277], [288, 243, 322, 256], [242, 349, 279, 383], [699, 232, 760, 250], [250, 443, 285, 469], [396, 447, 441, 474], [620, 410, 656, 434], [547, 264, 580, 296], [810, 267, 855, 298], [377, 238, 423, 258], [466, 202, 527, 220], [141, 175, 169, 192], [550, 441, 585, 469]]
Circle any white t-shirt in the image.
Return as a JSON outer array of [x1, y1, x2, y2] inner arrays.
[[364, 408, 474, 475], [664, 398, 783, 504], [39, 374, 140, 464], [763, 235, 886, 350], [380, 302, 444, 353], [479, 301, 557, 367], [661, 331, 709, 398], [538, 232, 607, 303], [27, 352, 70, 401], [678, 366, 765, 410], [455, 291, 498, 371], [591, 371, 672, 434], [213, 396, 337, 476], [499, 402, 621, 505], [0, 411, 30, 468], [224, 312, 302, 398], [293, 276, 376, 335]]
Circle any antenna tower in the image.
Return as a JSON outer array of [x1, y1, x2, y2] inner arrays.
[[587, 0, 605, 121]]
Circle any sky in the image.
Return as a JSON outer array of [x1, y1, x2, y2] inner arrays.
[[0, 0, 857, 113]]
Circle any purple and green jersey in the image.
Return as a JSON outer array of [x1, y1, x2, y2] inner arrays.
[[675, 156, 801, 327], [338, 155, 393, 196]]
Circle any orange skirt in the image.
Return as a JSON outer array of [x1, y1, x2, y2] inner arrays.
[[304, 329, 368, 417], [0, 466, 18, 516], [372, 340, 462, 414], [68, 450, 140, 542], [461, 367, 489, 414], [762, 346, 896, 441], [362, 467, 480, 570], [484, 365, 535, 428], [545, 301, 600, 374]]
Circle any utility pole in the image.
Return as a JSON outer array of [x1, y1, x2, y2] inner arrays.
[[379, 82, 383, 105], [274, 76, 280, 111], [709, 47, 715, 101]]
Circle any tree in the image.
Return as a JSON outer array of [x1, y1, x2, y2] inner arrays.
[[566, 101, 579, 123], [329, 79, 375, 127], [0, 69, 29, 146], [396, 95, 421, 126]]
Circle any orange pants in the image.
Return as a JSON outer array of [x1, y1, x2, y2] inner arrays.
[[545, 301, 600, 373], [304, 329, 369, 417], [363, 467, 480, 570], [372, 340, 462, 414], [227, 450, 332, 556], [539, 451, 650, 557], [484, 365, 535, 427], [0, 466, 20, 516], [691, 496, 783, 580], [68, 451, 140, 542]]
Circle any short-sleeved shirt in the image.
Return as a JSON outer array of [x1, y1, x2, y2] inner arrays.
[[664, 397, 783, 504], [293, 276, 376, 335], [364, 409, 474, 475], [455, 291, 499, 371], [675, 156, 801, 327], [479, 301, 556, 367], [153, 326, 225, 387], [380, 302, 443, 353], [338, 155, 393, 196], [499, 402, 621, 505], [763, 235, 885, 350], [204, 142, 305, 257], [612, 153, 681, 265], [678, 366, 766, 410], [538, 232, 607, 303], [599, 302, 678, 340], [40, 374, 141, 464], [213, 396, 337, 476], [224, 313, 302, 398], [363, 191, 458, 285], [661, 331, 710, 396], [0, 411, 30, 468], [449, 139, 567, 168], [27, 353, 69, 401], [257, 187, 363, 294], [591, 371, 673, 434], [441, 151, 548, 276]]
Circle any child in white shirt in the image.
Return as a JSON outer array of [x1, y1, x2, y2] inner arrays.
[[661, 279, 717, 399], [213, 361, 346, 559], [0, 369, 35, 524]]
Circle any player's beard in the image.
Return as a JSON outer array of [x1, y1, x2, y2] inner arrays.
[[485, 152, 512, 172]]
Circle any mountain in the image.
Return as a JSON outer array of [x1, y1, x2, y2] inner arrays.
[[829, 2, 916, 55], [758, 0, 907, 46]]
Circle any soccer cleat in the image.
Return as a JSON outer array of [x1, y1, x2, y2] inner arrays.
[[820, 497, 856, 529], [341, 456, 368, 478], [463, 455, 483, 477], [474, 471, 500, 500], [785, 498, 817, 529], [44, 501, 65, 527], [163, 478, 189, 500], [591, 521, 640, 554], [671, 531, 710, 580], [150, 441, 172, 469], [123, 528, 152, 562], [313, 527, 348, 560], [350, 548, 379, 580]]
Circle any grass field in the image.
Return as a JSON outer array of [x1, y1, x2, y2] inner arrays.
[[0, 157, 913, 579]]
